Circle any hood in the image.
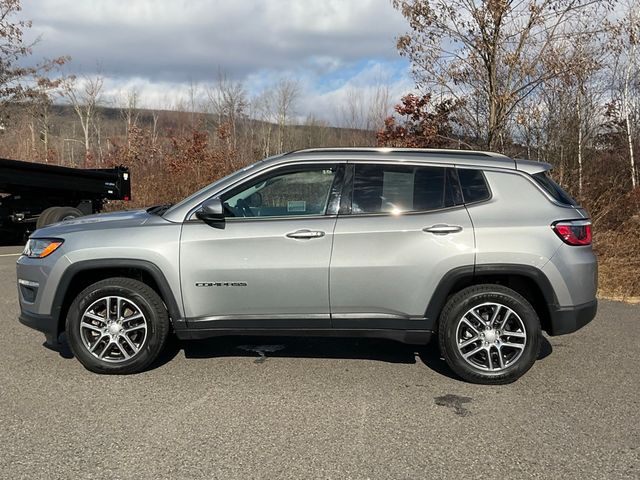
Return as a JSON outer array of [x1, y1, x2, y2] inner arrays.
[[32, 209, 156, 237]]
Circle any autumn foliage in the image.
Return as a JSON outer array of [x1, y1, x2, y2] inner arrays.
[[102, 122, 240, 209], [376, 94, 458, 148]]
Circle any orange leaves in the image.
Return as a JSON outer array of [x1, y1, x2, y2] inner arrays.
[[376, 93, 459, 148]]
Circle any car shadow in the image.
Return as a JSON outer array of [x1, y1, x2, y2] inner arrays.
[[50, 332, 553, 380], [181, 336, 419, 363]]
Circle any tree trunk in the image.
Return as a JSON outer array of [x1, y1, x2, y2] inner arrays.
[[488, 97, 498, 150], [559, 145, 565, 185], [576, 91, 583, 199], [28, 121, 36, 157], [622, 34, 637, 189], [83, 122, 90, 165]]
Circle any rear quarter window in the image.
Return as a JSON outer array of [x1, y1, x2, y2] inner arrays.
[[457, 168, 491, 203], [532, 172, 578, 206]]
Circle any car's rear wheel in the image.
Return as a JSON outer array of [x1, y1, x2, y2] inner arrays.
[[66, 277, 170, 374], [438, 284, 541, 384]]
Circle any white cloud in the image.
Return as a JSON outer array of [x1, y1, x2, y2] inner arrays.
[[22, 0, 407, 79], [18, 0, 414, 124]]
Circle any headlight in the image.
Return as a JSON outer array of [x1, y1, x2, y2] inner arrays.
[[22, 239, 64, 258]]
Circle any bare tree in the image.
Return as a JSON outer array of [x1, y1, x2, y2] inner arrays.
[[151, 110, 160, 150], [206, 71, 247, 149], [25, 87, 57, 161], [174, 79, 204, 128], [273, 79, 300, 152], [337, 83, 392, 136], [62, 75, 104, 164], [610, 0, 639, 188], [339, 87, 366, 132], [566, 34, 605, 197], [513, 99, 544, 160], [119, 88, 140, 145], [393, 0, 610, 150], [0, 0, 69, 117], [252, 88, 276, 156], [367, 82, 392, 132]]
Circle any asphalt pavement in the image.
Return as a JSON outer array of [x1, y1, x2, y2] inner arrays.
[[0, 246, 638, 479]]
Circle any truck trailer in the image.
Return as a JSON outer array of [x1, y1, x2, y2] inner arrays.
[[0, 158, 131, 243]]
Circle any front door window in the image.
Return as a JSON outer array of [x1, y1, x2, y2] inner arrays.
[[223, 167, 337, 218]]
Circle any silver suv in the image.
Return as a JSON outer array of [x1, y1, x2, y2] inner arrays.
[[16, 148, 597, 384]]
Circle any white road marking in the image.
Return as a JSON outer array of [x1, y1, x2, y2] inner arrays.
[[0, 253, 21, 257]]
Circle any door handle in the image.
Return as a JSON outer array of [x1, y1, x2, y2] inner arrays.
[[423, 224, 463, 235], [286, 229, 326, 239]]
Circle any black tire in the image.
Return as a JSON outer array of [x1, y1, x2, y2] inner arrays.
[[65, 277, 170, 374], [438, 284, 541, 385], [36, 206, 61, 228], [49, 206, 83, 223]]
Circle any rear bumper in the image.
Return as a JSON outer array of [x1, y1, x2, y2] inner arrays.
[[546, 299, 597, 336], [19, 309, 60, 346]]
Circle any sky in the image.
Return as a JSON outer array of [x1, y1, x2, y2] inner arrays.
[[19, 0, 415, 124]]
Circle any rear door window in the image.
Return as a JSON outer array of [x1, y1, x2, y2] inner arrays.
[[351, 164, 457, 214]]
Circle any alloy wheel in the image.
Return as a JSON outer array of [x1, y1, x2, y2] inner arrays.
[[79, 296, 148, 363], [455, 302, 527, 372]]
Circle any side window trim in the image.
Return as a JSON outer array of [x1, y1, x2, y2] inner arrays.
[[325, 164, 346, 215], [448, 167, 464, 206], [338, 163, 354, 215]]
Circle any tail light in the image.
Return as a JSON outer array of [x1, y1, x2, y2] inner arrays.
[[552, 220, 592, 246]]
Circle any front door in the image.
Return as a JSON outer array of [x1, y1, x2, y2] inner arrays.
[[180, 163, 342, 328]]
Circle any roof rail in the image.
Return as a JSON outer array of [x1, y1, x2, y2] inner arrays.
[[285, 147, 509, 159]]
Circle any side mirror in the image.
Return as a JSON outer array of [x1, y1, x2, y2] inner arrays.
[[196, 197, 225, 224]]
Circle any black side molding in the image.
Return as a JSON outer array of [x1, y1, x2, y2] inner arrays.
[[176, 327, 432, 345], [424, 265, 475, 322], [19, 310, 59, 346], [474, 264, 558, 306], [547, 299, 597, 336]]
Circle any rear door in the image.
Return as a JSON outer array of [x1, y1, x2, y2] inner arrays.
[[329, 162, 475, 328]]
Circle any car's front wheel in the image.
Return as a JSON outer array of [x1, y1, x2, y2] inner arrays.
[[66, 277, 170, 374], [438, 284, 541, 384]]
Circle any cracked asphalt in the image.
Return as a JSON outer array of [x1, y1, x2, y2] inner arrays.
[[0, 246, 638, 479]]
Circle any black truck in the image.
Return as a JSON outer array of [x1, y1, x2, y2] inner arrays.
[[0, 158, 131, 243]]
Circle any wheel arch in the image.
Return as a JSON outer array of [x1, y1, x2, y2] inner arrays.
[[52, 259, 183, 339], [426, 264, 558, 334]]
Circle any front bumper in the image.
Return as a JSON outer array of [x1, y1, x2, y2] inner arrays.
[[19, 309, 61, 346], [546, 299, 597, 336]]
